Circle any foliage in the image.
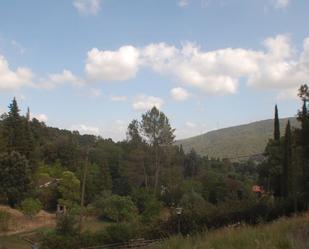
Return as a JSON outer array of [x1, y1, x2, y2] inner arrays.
[[0, 151, 31, 207], [58, 171, 80, 210], [97, 194, 138, 223], [20, 198, 42, 218]]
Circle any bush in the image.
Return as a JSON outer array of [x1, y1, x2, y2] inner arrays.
[[0, 210, 11, 232], [21, 198, 42, 218], [97, 194, 138, 223], [104, 223, 139, 243], [132, 189, 162, 223]]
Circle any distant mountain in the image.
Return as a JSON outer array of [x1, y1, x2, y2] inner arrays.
[[176, 117, 299, 160]]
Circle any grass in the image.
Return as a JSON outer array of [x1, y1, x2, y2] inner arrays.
[[156, 213, 309, 249], [0, 235, 31, 249]]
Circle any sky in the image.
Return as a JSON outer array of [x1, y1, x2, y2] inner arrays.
[[0, 0, 308, 141]]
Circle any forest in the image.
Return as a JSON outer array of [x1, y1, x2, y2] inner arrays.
[[0, 85, 308, 249]]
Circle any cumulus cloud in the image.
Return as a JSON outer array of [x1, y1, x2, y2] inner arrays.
[[0, 55, 34, 90], [39, 70, 84, 89], [171, 87, 190, 101], [185, 121, 196, 128], [71, 124, 100, 135], [132, 95, 164, 111], [178, 0, 189, 7], [73, 0, 102, 15], [85, 46, 140, 81], [176, 122, 207, 139], [90, 34, 307, 95], [275, 0, 290, 8], [31, 113, 48, 123]]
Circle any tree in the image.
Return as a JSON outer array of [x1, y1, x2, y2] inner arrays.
[[274, 105, 280, 141], [260, 105, 283, 196], [58, 171, 80, 210], [140, 106, 175, 194], [297, 84, 309, 201], [0, 151, 31, 207], [21, 198, 42, 218], [1, 98, 26, 155], [127, 119, 143, 146], [282, 121, 292, 198], [97, 194, 137, 223], [183, 149, 200, 178]]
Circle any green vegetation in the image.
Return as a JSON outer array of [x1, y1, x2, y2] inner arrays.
[[176, 117, 298, 159], [20, 198, 42, 218], [156, 214, 309, 249], [0, 85, 308, 248]]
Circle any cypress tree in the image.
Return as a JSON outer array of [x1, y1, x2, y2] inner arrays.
[[283, 120, 292, 198], [274, 105, 280, 141]]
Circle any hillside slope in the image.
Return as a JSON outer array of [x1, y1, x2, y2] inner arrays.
[[157, 213, 309, 249], [176, 117, 299, 159]]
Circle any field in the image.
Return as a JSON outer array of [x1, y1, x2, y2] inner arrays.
[[157, 213, 309, 249]]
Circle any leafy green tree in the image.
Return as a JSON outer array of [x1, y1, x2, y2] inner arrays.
[[0, 151, 31, 207], [58, 171, 80, 210], [183, 149, 201, 178], [97, 194, 137, 223], [140, 106, 175, 194], [21, 198, 42, 218]]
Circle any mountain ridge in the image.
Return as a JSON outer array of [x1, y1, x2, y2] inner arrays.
[[175, 117, 299, 160]]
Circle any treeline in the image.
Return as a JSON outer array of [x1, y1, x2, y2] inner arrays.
[[0, 99, 257, 210], [258, 84, 309, 211], [1, 89, 307, 248]]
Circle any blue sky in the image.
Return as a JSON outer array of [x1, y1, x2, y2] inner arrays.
[[0, 0, 308, 140]]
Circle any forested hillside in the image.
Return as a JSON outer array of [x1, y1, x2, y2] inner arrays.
[[0, 84, 309, 249], [176, 118, 299, 159]]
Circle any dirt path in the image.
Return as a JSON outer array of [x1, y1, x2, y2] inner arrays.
[[0, 205, 56, 236]]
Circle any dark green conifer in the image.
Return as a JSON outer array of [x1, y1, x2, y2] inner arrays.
[[274, 105, 280, 141]]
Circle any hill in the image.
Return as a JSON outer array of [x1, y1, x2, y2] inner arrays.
[[176, 117, 299, 159]]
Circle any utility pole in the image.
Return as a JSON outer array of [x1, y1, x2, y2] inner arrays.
[[79, 149, 89, 234]]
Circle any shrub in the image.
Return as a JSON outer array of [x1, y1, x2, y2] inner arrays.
[[97, 194, 138, 222], [21, 198, 42, 218], [105, 223, 139, 243]]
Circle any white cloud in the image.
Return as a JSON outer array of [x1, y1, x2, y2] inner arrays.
[[73, 0, 102, 15], [185, 121, 196, 128], [176, 122, 208, 139], [31, 113, 48, 123], [171, 87, 190, 101], [71, 124, 100, 135], [84, 35, 309, 95], [274, 0, 290, 8], [0, 55, 34, 90], [178, 0, 189, 7], [39, 69, 84, 89], [110, 95, 127, 102], [85, 46, 140, 81], [132, 95, 164, 111]]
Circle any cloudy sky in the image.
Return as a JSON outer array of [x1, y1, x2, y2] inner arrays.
[[0, 0, 308, 140]]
